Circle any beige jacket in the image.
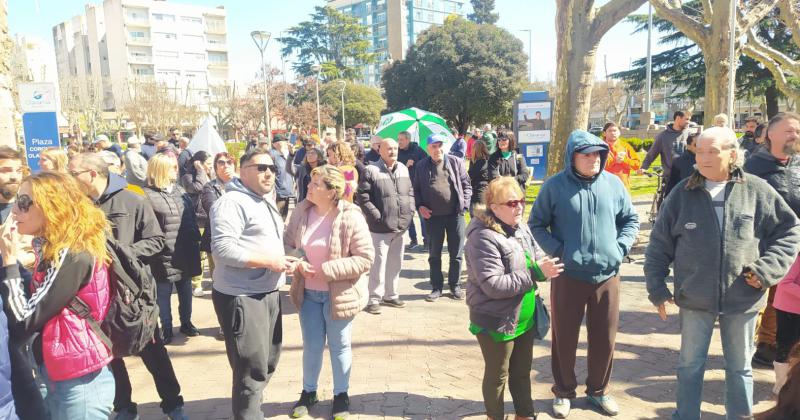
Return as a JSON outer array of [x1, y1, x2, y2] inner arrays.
[[284, 199, 374, 320]]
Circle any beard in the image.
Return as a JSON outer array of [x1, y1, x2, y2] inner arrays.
[[0, 182, 19, 200], [783, 140, 798, 156]]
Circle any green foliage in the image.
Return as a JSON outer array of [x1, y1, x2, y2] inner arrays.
[[467, 0, 499, 25], [382, 16, 527, 133], [320, 81, 386, 128], [622, 137, 654, 152], [279, 6, 378, 81], [225, 141, 246, 160]]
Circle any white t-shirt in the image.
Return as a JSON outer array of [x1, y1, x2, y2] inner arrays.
[[705, 180, 727, 229]]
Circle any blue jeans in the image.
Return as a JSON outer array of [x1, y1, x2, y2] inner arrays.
[[156, 277, 193, 331], [299, 289, 353, 395], [673, 308, 758, 420], [426, 214, 466, 291], [38, 365, 115, 420]]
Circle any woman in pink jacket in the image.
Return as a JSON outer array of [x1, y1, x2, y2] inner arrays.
[[284, 165, 374, 420], [773, 255, 800, 394], [0, 172, 114, 419]]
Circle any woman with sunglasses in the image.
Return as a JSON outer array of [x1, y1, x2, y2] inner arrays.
[[143, 154, 202, 344], [0, 172, 115, 418], [465, 176, 563, 420], [488, 131, 530, 192], [291, 147, 326, 203], [284, 165, 374, 420]]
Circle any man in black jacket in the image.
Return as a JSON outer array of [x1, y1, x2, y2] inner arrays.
[[743, 112, 800, 368], [665, 133, 698, 197], [357, 138, 415, 315], [397, 131, 428, 250], [69, 153, 188, 420]]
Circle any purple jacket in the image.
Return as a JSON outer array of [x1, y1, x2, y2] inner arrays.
[[412, 154, 472, 215]]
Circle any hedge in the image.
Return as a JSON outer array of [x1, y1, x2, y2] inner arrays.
[[622, 137, 654, 152]]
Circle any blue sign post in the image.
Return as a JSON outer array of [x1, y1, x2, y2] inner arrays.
[[22, 112, 60, 173], [513, 91, 553, 180]]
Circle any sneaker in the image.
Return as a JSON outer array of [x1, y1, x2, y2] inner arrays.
[[752, 342, 776, 367], [450, 285, 464, 300], [426, 289, 442, 302], [114, 408, 139, 420], [192, 286, 204, 297], [587, 394, 619, 416], [421, 243, 429, 252], [332, 392, 350, 420], [381, 298, 406, 308], [291, 390, 318, 418], [179, 323, 200, 337], [167, 405, 188, 420], [364, 303, 382, 314], [552, 397, 570, 419], [405, 241, 419, 251], [162, 328, 173, 345]]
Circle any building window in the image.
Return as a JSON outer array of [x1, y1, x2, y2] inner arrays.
[[154, 32, 177, 40], [184, 52, 205, 62], [154, 50, 179, 58], [181, 16, 202, 24], [133, 67, 154, 76], [153, 13, 175, 22], [208, 52, 227, 63], [129, 31, 146, 39]]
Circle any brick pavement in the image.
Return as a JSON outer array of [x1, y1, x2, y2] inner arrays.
[[126, 201, 779, 419]]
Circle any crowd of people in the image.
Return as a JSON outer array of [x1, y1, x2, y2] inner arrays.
[[0, 111, 796, 420]]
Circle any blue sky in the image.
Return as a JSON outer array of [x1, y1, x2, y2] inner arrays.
[[9, 0, 664, 83]]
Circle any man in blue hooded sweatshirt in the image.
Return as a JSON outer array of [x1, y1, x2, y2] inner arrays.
[[529, 130, 639, 418]]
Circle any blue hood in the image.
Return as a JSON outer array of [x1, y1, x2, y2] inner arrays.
[[565, 130, 609, 181]]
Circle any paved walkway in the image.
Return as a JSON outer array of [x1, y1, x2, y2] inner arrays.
[[127, 201, 779, 419]]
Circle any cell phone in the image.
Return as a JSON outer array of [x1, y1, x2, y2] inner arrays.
[[285, 247, 305, 260]]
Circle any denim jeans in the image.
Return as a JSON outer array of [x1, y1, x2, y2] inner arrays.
[[38, 365, 115, 420], [299, 289, 353, 395], [156, 277, 193, 332], [426, 214, 466, 291], [673, 308, 758, 420], [408, 211, 427, 244]]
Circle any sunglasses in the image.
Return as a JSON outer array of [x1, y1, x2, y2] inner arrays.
[[216, 160, 234, 166], [15, 194, 34, 213], [497, 199, 525, 208], [498, 137, 510, 141], [244, 163, 277, 173]]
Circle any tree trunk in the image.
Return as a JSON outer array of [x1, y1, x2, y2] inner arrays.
[[0, 0, 15, 148], [701, 0, 736, 125], [765, 85, 780, 119], [549, 2, 598, 175]]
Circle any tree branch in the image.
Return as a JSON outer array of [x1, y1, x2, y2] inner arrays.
[[742, 29, 800, 100], [592, 0, 649, 39], [700, 0, 713, 24], [649, 0, 709, 46], [738, 0, 779, 33], [778, 0, 800, 49]]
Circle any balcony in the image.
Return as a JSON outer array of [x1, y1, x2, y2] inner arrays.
[[124, 16, 150, 27], [205, 21, 226, 34], [126, 36, 151, 46], [206, 42, 227, 51], [208, 60, 228, 68], [128, 54, 153, 64]]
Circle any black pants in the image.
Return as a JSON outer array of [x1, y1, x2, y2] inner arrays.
[[276, 197, 291, 220], [427, 214, 466, 291], [9, 337, 47, 420], [110, 326, 183, 414], [213, 289, 283, 420], [775, 309, 800, 363], [476, 328, 536, 419]]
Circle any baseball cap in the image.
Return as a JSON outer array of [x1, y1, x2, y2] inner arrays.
[[272, 134, 287, 143], [93, 134, 110, 144], [575, 144, 607, 154], [427, 134, 446, 145], [126, 135, 141, 145]]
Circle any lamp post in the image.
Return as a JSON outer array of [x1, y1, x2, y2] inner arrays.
[[250, 31, 271, 138], [338, 80, 346, 134], [279, 31, 289, 109], [519, 29, 532, 83], [311, 63, 322, 136]]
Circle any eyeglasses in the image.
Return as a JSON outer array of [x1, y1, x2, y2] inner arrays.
[[498, 137, 510, 141], [216, 160, 234, 166], [14, 194, 34, 213], [244, 163, 277, 173], [497, 199, 525, 208]]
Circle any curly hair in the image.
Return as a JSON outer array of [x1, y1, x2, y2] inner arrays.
[[327, 141, 356, 166], [26, 172, 109, 264]]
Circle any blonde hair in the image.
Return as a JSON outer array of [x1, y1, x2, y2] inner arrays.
[[146, 153, 178, 190], [39, 148, 68, 173], [26, 172, 109, 264], [713, 113, 729, 127], [476, 176, 524, 234], [327, 141, 356, 166], [310, 165, 345, 201]]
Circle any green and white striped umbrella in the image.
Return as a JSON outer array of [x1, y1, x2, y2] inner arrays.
[[375, 107, 455, 152]]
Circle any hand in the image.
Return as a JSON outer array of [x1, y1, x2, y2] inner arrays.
[[0, 217, 19, 266], [266, 255, 299, 273], [657, 298, 675, 321], [406, 160, 414, 167], [297, 261, 316, 278], [744, 271, 763, 289], [193, 160, 205, 172], [615, 152, 626, 163], [537, 256, 564, 279], [419, 206, 432, 219]]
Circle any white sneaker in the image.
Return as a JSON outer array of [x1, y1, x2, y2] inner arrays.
[[192, 286, 204, 297], [552, 397, 570, 419]]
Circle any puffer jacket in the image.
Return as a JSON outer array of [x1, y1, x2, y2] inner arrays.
[[488, 150, 530, 191], [143, 184, 202, 282], [284, 199, 375, 320], [180, 169, 211, 228], [744, 147, 800, 217], [465, 216, 545, 335], [356, 159, 415, 234]]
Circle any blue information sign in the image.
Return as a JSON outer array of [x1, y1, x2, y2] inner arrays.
[[22, 112, 60, 173], [513, 91, 552, 180]]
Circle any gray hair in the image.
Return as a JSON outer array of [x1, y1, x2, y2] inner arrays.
[[697, 126, 743, 170], [70, 152, 111, 178]]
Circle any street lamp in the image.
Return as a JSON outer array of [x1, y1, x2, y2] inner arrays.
[[338, 80, 346, 134], [519, 29, 532, 83], [279, 31, 289, 108], [311, 63, 322, 136], [251, 30, 271, 138]]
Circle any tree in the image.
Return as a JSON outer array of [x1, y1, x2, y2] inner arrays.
[[123, 80, 201, 135], [279, 6, 378, 81], [549, 0, 647, 174], [382, 16, 526, 134], [648, 0, 777, 124], [0, 0, 15, 147], [590, 79, 634, 125], [468, 0, 499, 24], [320, 81, 385, 133], [742, 0, 800, 106]]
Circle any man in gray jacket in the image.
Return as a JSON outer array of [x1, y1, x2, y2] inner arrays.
[[645, 126, 800, 420], [210, 147, 298, 419], [356, 138, 415, 315]]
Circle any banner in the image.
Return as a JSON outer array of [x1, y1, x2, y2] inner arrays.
[[18, 83, 57, 113], [22, 112, 60, 173]]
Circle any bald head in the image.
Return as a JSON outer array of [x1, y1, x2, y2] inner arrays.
[[379, 138, 399, 167]]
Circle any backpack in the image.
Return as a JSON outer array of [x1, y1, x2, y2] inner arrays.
[[68, 238, 159, 358]]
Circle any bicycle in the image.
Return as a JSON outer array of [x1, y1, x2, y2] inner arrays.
[[645, 167, 665, 225]]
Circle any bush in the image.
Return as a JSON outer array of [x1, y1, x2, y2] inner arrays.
[[621, 137, 654, 152], [225, 141, 247, 159]]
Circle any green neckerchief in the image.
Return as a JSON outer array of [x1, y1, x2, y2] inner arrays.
[[501, 150, 513, 159]]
